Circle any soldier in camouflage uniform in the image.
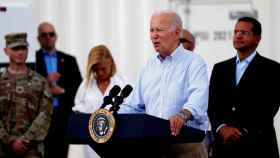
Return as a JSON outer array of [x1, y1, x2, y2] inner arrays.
[[0, 32, 53, 158]]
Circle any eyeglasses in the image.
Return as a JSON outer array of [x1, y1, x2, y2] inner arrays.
[[40, 32, 56, 38], [234, 30, 253, 37]]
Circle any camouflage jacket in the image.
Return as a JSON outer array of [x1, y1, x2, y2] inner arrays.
[[0, 68, 53, 157]]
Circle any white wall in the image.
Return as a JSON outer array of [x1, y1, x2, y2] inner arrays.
[[0, 1, 37, 62], [29, 0, 170, 83]]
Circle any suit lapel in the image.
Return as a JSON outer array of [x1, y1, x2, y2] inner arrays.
[[39, 49, 64, 75], [55, 51, 65, 74], [39, 49, 48, 76], [236, 53, 261, 87], [56, 52, 62, 73], [228, 57, 237, 88]]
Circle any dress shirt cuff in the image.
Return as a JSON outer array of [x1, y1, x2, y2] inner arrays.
[[183, 106, 197, 121], [177, 109, 192, 122]]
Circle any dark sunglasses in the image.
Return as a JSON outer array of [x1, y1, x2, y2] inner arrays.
[[40, 32, 56, 38], [180, 38, 190, 43]]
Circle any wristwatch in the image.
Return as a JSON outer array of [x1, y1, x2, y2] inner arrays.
[[177, 110, 189, 122]]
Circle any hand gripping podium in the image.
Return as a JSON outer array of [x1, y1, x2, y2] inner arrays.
[[66, 112, 205, 158]]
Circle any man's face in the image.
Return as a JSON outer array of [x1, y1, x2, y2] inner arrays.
[[233, 21, 260, 53], [38, 24, 57, 50], [150, 14, 180, 56], [4, 46, 28, 65]]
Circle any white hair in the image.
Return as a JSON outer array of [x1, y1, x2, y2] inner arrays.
[[152, 9, 183, 31]]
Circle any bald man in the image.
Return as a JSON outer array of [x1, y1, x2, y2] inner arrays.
[[180, 29, 195, 51], [35, 22, 82, 158]]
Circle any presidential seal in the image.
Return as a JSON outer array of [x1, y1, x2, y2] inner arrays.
[[88, 108, 116, 143]]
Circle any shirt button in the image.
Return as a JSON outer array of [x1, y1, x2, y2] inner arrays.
[[232, 107, 236, 111]]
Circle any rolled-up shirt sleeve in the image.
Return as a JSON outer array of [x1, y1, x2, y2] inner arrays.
[[183, 58, 209, 124]]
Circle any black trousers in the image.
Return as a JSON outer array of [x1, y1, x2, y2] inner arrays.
[[44, 108, 70, 158]]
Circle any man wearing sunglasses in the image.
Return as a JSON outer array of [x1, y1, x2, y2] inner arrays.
[[35, 22, 82, 158], [180, 29, 196, 51], [0, 32, 53, 157]]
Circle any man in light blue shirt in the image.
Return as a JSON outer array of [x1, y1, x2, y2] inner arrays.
[[235, 51, 256, 85], [120, 10, 209, 158], [43, 49, 60, 106]]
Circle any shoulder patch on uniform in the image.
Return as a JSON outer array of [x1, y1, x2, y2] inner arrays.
[[0, 67, 6, 73]]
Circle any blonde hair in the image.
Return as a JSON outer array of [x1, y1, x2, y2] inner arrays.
[[85, 45, 116, 87]]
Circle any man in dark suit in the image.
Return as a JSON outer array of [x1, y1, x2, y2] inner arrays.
[[208, 17, 280, 158], [35, 22, 82, 158]]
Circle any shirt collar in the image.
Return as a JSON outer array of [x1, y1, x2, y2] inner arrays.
[[43, 49, 57, 57], [236, 51, 257, 64], [156, 44, 183, 62]]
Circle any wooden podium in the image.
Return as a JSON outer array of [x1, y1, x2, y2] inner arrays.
[[66, 112, 205, 158]]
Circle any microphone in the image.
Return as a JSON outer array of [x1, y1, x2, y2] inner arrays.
[[109, 85, 122, 97], [110, 85, 133, 112], [120, 85, 133, 98], [100, 85, 121, 108]]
